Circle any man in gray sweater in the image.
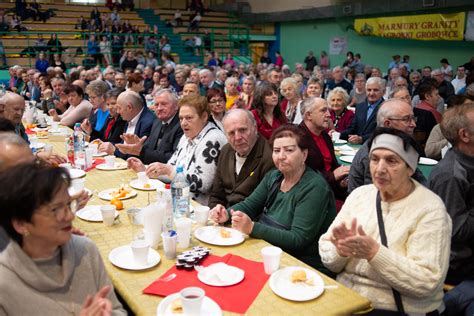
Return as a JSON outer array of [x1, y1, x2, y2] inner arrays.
[[428, 102, 474, 315]]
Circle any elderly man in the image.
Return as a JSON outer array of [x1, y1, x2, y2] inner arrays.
[[299, 97, 350, 200], [102, 67, 116, 89], [198, 68, 216, 95], [348, 98, 427, 193], [416, 82, 442, 123], [99, 90, 155, 158], [341, 77, 385, 144], [428, 103, 474, 316], [208, 109, 274, 208], [114, 72, 127, 90], [0, 92, 27, 142], [119, 89, 183, 164], [325, 66, 353, 94], [266, 68, 282, 87], [431, 68, 454, 103], [182, 82, 199, 97]]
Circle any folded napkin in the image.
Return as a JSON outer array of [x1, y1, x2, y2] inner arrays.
[[143, 253, 270, 314], [86, 158, 104, 172], [335, 144, 355, 152]]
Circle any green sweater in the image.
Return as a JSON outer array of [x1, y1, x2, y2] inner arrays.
[[229, 167, 336, 273]]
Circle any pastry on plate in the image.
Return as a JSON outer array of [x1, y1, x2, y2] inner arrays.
[[170, 298, 183, 314], [219, 228, 231, 238]]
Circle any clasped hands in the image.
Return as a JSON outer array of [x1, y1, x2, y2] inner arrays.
[[209, 204, 254, 235], [330, 218, 379, 261]]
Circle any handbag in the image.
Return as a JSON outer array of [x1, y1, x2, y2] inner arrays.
[[257, 173, 290, 231], [375, 191, 407, 316]]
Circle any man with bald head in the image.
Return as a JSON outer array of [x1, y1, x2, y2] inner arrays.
[[99, 90, 155, 158], [118, 89, 183, 164], [208, 109, 274, 208], [348, 98, 426, 192], [0, 92, 27, 142]]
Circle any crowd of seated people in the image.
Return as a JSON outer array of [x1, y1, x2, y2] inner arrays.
[[1, 44, 474, 314]]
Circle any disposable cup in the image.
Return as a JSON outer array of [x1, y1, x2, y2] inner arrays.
[[161, 231, 177, 259], [194, 205, 210, 226], [143, 229, 161, 249], [29, 136, 39, 147], [100, 205, 116, 226], [137, 171, 148, 185], [105, 155, 116, 168], [130, 239, 150, 265], [180, 287, 205, 315], [89, 143, 98, 155], [71, 178, 85, 194], [59, 163, 72, 169], [175, 217, 192, 248], [332, 131, 341, 141], [261, 246, 282, 275]]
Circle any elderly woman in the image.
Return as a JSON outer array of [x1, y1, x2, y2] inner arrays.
[[280, 77, 303, 124], [251, 81, 287, 140], [349, 73, 367, 106], [48, 85, 93, 128], [240, 75, 255, 110], [129, 96, 227, 205], [80, 80, 110, 137], [304, 77, 324, 99], [319, 127, 452, 314], [210, 124, 336, 272], [327, 87, 354, 133], [207, 88, 226, 130], [225, 77, 240, 110], [0, 163, 126, 315]]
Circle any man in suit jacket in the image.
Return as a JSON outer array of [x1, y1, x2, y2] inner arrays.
[[117, 89, 183, 164], [99, 90, 155, 158], [208, 109, 274, 208], [299, 97, 349, 200], [340, 77, 385, 144]]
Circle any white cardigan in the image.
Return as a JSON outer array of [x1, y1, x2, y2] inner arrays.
[[319, 181, 452, 314]]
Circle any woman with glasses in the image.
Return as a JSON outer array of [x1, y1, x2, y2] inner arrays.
[[207, 88, 226, 131], [0, 163, 126, 315]]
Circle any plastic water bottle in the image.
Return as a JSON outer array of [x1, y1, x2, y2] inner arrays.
[[171, 165, 190, 219], [73, 123, 86, 170], [161, 183, 174, 232]]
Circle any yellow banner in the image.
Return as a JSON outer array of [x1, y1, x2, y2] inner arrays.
[[355, 13, 465, 41]]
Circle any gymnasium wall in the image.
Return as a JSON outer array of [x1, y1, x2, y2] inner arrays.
[[279, 17, 474, 74]]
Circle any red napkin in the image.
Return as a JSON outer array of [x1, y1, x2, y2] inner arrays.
[[143, 253, 270, 314], [86, 158, 105, 172], [25, 128, 34, 135]]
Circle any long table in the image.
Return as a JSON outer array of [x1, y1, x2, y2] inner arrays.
[[45, 135, 372, 316]]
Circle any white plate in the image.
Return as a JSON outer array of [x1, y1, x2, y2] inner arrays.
[[269, 266, 324, 301], [339, 150, 356, 156], [156, 293, 222, 316], [109, 245, 160, 270], [194, 226, 245, 246], [130, 179, 164, 191], [93, 152, 108, 157], [76, 205, 119, 222], [29, 142, 45, 150], [339, 156, 354, 164], [334, 139, 347, 144], [197, 262, 245, 287], [96, 162, 128, 171], [418, 157, 438, 166], [31, 127, 48, 132], [67, 168, 86, 179], [98, 188, 137, 201]]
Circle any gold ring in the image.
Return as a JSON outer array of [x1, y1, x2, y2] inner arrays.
[[352, 251, 356, 256]]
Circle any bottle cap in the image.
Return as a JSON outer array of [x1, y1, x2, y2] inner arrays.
[[176, 165, 184, 173], [165, 183, 171, 189]]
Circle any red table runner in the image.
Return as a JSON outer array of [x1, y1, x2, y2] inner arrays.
[[143, 253, 270, 314]]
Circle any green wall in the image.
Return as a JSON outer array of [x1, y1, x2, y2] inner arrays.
[[280, 17, 474, 74]]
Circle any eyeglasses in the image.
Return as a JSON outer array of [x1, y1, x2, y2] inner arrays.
[[209, 99, 225, 104], [388, 115, 417, 123]]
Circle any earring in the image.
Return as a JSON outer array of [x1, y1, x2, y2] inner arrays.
[[23, 230, 30, 237]]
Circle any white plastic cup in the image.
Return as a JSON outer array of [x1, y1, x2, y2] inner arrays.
[[161, 231, 177, 259], [71, 178, 85, 194], [180, 287, 205, 315], [43, 144, 53, 157], [130, 239, 150, 265], [59, 162, 72, 169], [100, 205, 116, 226], [143, 229, 161, 249], [29, 136, 39, 147], [89, 143, 98, 155], [194, 205, 210, 226], [175, 217, 192, 248], [105, 155, 116, 168], [332, 131, 341, 141], [51, 121, 59, 131], [85, 148, 94, 169], [261, 246, 282, 275], [137, 171, 148, 186]]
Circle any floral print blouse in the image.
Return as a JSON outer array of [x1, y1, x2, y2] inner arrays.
[[168, 122, 227, 205]]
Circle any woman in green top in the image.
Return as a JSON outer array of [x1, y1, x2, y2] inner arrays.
[[210, 124, 336, 273]]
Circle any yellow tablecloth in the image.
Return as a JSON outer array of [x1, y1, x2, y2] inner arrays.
[[45, 136, 372, 316]]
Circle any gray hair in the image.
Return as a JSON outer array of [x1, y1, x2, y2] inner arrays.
[[300, 96, 326, 117], [154, 88, 178, 106], [389, 86, 410, 99], [326, 87, 350, 105], [242, 75, 256, 85], [366, 77, 386, 89], [225, 77, 239, 87], [85, 79, 109, 97], [222, 108, 256, 128], [441, 102, 474, 145], [199, 68, 213, 77], [0, 133, 28, 167], [120, 90, 144, 110], [280, 77, 300, 98], [376, 99, 410, 126]]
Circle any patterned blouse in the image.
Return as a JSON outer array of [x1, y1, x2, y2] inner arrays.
[[168, 122, 227, 205]]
